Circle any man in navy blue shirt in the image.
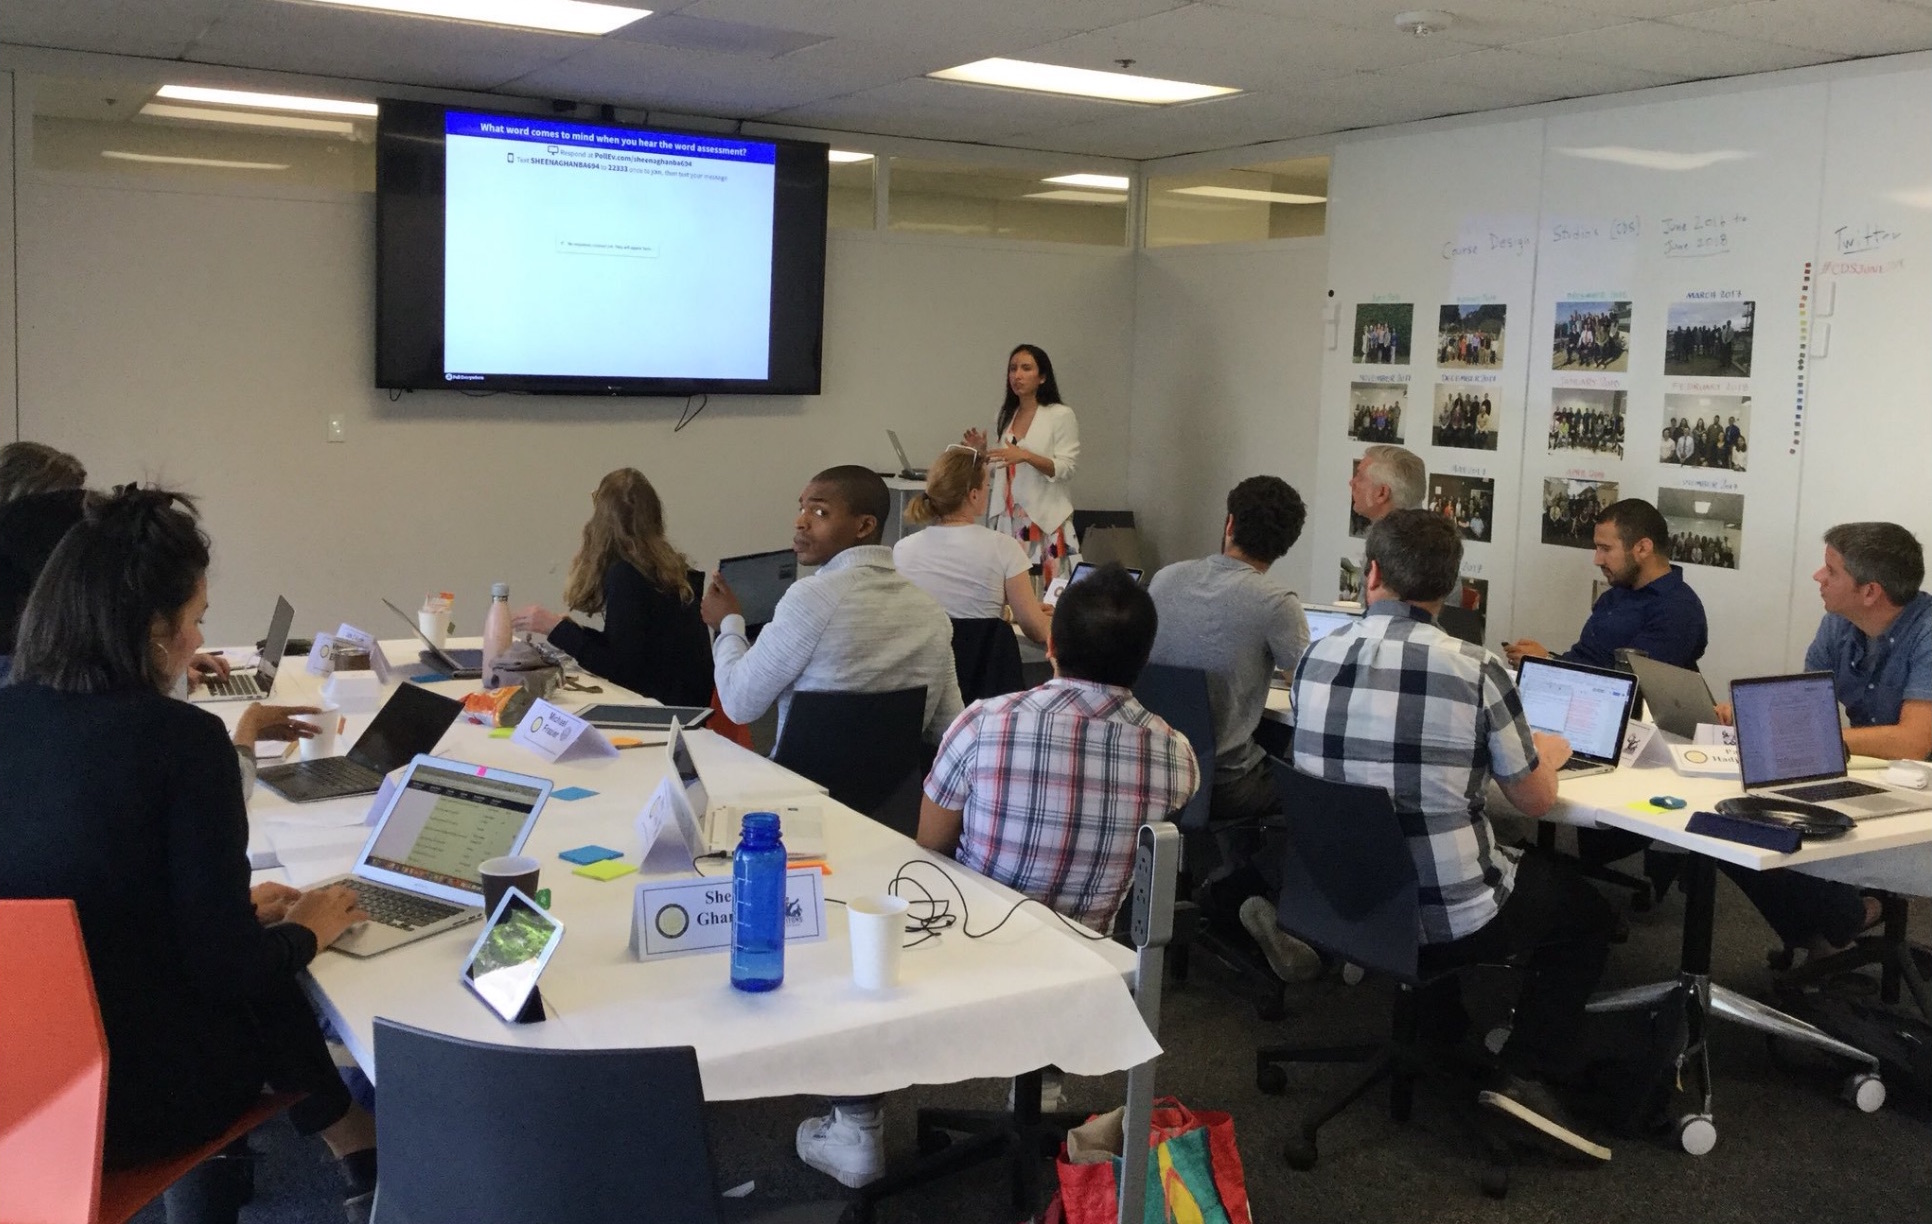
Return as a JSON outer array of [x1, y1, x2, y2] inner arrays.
[[1507, 498, 1707, 670]]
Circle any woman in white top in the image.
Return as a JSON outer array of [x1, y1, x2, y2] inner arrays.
[[963, 344, 1081, 585], [894, 444, 1051, 643]]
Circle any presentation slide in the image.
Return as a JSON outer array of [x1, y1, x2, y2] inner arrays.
[[442, 112, 777, 382]]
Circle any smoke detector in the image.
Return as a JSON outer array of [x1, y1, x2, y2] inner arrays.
[[1394, 10, 1456, 36]]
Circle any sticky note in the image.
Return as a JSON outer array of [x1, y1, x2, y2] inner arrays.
[[573, 858, 637, 882], [1626, 800, 1675, 814], [553, 786, 599, 802], [559, 844, 622, 865], [488, 726, 514, 738], [410, 672, 452, 684]]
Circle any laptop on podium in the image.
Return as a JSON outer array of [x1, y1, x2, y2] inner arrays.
[[1732, 672, 1932, 821]]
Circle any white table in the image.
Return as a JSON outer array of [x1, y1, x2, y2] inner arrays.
[[223, 638, 1155, 1103]]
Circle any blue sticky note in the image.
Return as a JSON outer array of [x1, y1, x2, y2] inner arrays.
[[409, 672, 452, 684], [553, 786, 599, 802], [559, 844, 622, 865]]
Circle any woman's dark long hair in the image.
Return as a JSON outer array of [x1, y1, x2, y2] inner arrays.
[[995, 344, 1064, 439], [11, 485, 209, 694]]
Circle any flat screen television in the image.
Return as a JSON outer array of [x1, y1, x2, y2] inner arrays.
[[376, 100, 828, 396]]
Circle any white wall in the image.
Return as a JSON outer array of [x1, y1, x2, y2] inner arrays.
[[12, 170, 1135, 643], [1127, 238, 1330, 597]]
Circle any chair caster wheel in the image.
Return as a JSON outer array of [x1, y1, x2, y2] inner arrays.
[[917, 1127, 953, 1155], [1256, 1063, 1288, 1095], [1845, 1073, 1886, 1113], [1480, 1165, 1510, 1199], [1283, 1136, 1317, 1171], [1677, 1114, 1717, 1156], [1340, 962, 1366, 986]]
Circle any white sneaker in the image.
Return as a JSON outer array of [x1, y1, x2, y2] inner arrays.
[[796, 1105, 886, 1188], [1005, 1069, 1066, 1113]]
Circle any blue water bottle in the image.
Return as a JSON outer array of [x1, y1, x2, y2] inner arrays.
[[730, 811, 786, 992]]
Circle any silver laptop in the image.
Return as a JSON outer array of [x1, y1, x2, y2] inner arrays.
[[192, 596, 294, 703], [887, 429, 926, 481], [1303, 603, 1364, 645], [1732, 673, 1932, 821], [381, 597, 483, 679], [1626, 655, 1719, 738], [665, 720, 825, 860], [320, 755, 553, 956], [1516, 656, 1638, 780]]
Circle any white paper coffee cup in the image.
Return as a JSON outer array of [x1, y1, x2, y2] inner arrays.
[[847, 894, 910, 991], [419, 608, 449, 649], [297, 706, 342, 762]]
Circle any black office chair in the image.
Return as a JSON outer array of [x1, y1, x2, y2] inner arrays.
[[371, 1019, 842, 1224], [1132, 663, 1288, 1017], [771, 687, 929, 837], [948, 618, 1026, 705], [1253, 761, 1515, 1199]]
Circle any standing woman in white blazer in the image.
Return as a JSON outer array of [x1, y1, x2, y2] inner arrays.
[[964, 344, 1081, 585]]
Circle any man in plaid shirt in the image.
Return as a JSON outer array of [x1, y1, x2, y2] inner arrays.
[[1292, 509, 1616, 1160]]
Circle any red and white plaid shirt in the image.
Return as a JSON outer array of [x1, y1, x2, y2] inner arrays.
[[925, 678, 1200, 931]]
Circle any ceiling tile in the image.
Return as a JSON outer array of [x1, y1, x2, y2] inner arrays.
[[1525, 0, 1756, 16], [764, 75, 1138, 145], [677, 0, 1095, 45], [504, 39, 851, 116], [1513, 19, 1843, 77], [1204, 0, 1632, 46], [1373, 45, 1689, 103], [1667, 0, 1932, 56], [0, 0, 232, 60], [606, 14, 829, 57]]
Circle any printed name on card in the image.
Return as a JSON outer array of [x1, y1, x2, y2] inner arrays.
[[511, 698, 620, 763]]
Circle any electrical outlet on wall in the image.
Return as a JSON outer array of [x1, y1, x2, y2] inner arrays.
[[327, 415, 346, 443]]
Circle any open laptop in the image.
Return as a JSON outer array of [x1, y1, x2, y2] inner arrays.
[[1068, 560, 1144, 585], [1303, 603, 1364, 645], [1626, 655, 1719, 738], [665, 719, 825, 859], [381, 597, 483, 678], [717, 549, 799, 641], [318, 755, 553, 957], [258, 682, 465, 802], [191, 596, 294, 704], [887, 429, 927, 481], [1732, 672, 1932, 820], [1516, 656, 1638, 779]]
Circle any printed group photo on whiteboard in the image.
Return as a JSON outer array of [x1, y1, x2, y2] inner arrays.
[[1659, 488, 1744, 570], [1436, 303, 1507, 368], [1432, 385, 1497, 451], [1551, 300, 1631, 371], [1542, 477, 1620, 549], [1547, 388, 1626, 459], [1661, 394, 1750, 470], [1452, 576, 1489, 640], [1664, 299, 1754, 378], [1353, 303, 1413, 364], [1349, 382, 1408, 443], [1426, 475, 1495, 543], [1338, 556, 1363, 603]]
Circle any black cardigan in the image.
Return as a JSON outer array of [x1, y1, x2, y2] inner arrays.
[[0, 684, 319, 1164], [547, 562, 713, 707]]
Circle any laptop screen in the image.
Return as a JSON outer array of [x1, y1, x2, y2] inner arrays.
[[258, 596, 295, 686], [1304, 607, 1362, 644], [361, 763, 545, 893], [718, 549, 799, 627], [1069, 561, 1145, 585], [1734, 673, 1845, 788], [669, 722, 709, 822], [1516, 657, 1637, 763], [347, 683, 462, 773]]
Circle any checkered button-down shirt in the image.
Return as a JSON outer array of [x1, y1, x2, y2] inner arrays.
[[1290, 601, 1539, 944], [925, 678, 1200, 931]]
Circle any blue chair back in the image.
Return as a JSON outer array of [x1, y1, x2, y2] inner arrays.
[[1131, 663, 1215, 832]]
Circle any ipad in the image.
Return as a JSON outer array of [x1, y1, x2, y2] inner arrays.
[[579, 704, 714, 731], [717, 549, 799, 629], [459, 888, 564, 1024]]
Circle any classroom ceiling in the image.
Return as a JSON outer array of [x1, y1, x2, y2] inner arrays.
[[2, 0, 1929, 160]]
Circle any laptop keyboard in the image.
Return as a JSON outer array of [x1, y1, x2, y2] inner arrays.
[[345, 880, 466, 930], [203, 671, 266, 699], [1780, 779, 1885, 803], [295, 756, 376, 788]]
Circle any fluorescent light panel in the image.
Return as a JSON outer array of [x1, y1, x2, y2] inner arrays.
[[827, 150, 873, 164], [1025, 190, 1130, 204], [1043, 173, 1128, 191], [929, 58, 1238, 105], [102, 150, 289, 170], [156, 85, 377, 117], [1170, 185, 1325, 204], [140, 103, 357, 136], [281, 0, 651, 35]]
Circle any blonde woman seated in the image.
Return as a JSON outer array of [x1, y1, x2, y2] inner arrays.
[[893, 444, 1051, 644]]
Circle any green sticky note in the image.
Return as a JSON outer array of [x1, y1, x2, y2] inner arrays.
[[489, 726, 514, 738], [572, 858, 636, 882]]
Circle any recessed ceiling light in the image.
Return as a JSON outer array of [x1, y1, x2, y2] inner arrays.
[[1025, 190, 1131, 204], [155, 85, 378, 117], [276, 0, 651, 35], [140, 103, 358, 136], [827, 150, 873, 164], [102, 150, 290, 170], [1170, 186, 1326, 204], [1043, 173, 1129, 191], [929, 58, 1238, 105], [1554, 145, 1755, 172]]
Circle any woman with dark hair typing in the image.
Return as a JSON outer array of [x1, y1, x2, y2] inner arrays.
[[513, 468, 713, 706], [0, 486, 378, 1223]]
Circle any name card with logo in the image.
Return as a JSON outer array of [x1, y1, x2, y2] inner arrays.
[[1619, 721, 1671, 769], [629, 868, 827, 960], [512, 698, 619, 764], [1670, 743, 1740, 777]]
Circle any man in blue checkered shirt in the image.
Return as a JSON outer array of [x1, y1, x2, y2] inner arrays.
[[1292, 509, 1617, 1160]]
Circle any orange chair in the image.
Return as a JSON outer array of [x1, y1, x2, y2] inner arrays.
[[708, 686, 756, 752], [0, 899, 299, 1224]]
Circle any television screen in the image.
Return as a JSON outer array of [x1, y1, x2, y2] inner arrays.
[[376, 100, 828, 396]]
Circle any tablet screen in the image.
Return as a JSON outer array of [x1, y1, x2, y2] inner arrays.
[[460, 889, 563, 1023], [579, 704, 713, 730]]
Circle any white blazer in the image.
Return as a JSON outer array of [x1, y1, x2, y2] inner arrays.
[[990, 402, 1080, 537]]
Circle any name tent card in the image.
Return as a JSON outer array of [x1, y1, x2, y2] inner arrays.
[[1670, 743, 1740, 777], [629, 868, 828, 960], [635, 776, 696, 873], [512, 698, 620, 763], [1619, 721, 1671, 768]]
